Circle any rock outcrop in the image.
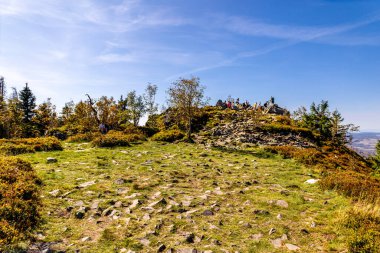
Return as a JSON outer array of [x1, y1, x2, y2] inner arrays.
[[195, 117, 316, 148]]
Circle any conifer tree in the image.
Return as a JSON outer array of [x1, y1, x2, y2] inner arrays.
[[18, 83, 36, 137]]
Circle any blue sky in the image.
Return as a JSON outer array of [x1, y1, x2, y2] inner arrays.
[[0, 0, 380, 130]]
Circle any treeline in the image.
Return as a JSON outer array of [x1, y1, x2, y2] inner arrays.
[[0, 82, 159, 139]]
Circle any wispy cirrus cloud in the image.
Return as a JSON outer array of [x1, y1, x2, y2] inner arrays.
[[165, 14, 380, 80], [224, 14, 380, 42], [0, 0, 188, 31]]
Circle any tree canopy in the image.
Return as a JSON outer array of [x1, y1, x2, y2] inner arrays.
[[167, 76, 207, 140]]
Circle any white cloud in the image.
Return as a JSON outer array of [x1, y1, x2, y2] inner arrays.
[[97, 53, 136, 63], [164, 14, 380, 80], [225, 15, 380, 41]]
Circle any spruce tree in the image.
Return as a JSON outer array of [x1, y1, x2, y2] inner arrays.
[[19, 83, 36, 123], [19, 83, 36, 137]]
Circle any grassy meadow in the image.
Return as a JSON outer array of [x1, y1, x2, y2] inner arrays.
[[16, 141, 354, 252]]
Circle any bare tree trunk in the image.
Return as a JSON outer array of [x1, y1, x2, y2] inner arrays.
[[85, 94, 101, 125], [187, 116, 191, 140]]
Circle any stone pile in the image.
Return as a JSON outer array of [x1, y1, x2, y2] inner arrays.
[[196, 119, 316, 148]]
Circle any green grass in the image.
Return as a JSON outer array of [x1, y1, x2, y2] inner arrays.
[[18, 141, 352, 252]]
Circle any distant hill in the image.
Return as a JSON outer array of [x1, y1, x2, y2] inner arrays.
[[350, 132, 380, 156]]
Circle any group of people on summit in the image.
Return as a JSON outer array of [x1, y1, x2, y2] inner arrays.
[[216, 96, 276, 111]]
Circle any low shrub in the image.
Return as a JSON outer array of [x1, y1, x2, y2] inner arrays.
[[343, 203, 380, 252], [121, 125, 144, 135], [265, 145, 371, 173], [264, 146, 323, 166], [320, 170, 380, 202], [266, 145, 377, 203], [137, 126, 159, 137], [260, 124, 314, 139], [0, 137, 63, 155], [150, 130, 185, 142], [67, 132, 101, 143], [0, 143, 35, 155], [273, 115, 292, 125], [92, 131, 133, 147], [0, 157, 42, 249], [46, 127, 68, 140]]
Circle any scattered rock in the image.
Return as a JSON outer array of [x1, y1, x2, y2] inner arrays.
[[277, 213, 283, 220], [81, 236, 91, 242], [202, 210, 214, 216], [213, 187, 224, 195], [114, 178, 126, 185], [117, 188, 129, 195], [275, 200, 289, 208], [251, 233, 263, 241], [253, 209, 270, 215], [75, 210, 85, 219], [157, 244, 166, 252], [305, 179, 319, 184], [78, 181, 96, 189], [48, 189, 61, 197], [142, 213, 151, 221], [211, 239, 221, 245], [176, 249, 197, 253], [129, 199, 141, 209], [114, 201, 123, 208], [152, 191, 162, 199], [125, 193, 141, 199], [241, 222, 252, 228], [74, 200, 84, 207], [102, 206, 113, 216], [149, 198, 167, 207], [139, 238, 150, 246], [182, 200, 192, 207], [47, 157, 58, 163], [311, 221, 316, 228], [209, 224, 220, 230], [285, 244, 300, 251], [185, 233, 195, 243], [271, 238, 283, 248]]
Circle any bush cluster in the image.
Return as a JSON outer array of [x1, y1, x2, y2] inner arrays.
[[0, 137, 63, 155], [67, 132, 101, 143], [92, 131, 145, 147], [320, 170, 380, 202], [343, 203, 380, 252], [260, 124, 314, 139], [150, 129, 185, 142], [0, 157, 42, 248]]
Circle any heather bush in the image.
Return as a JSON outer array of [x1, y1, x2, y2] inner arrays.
[[0, 137, 63, 155], [0, 157, 42, 249], [67, 132, 101, 143], [260, 123, 314, 139], [320, 170, 380, 202], [0, 143, 35, 155], [344, 203, 380, 252], [150, 129, 185, 142], [92, 131, 134, 147]]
